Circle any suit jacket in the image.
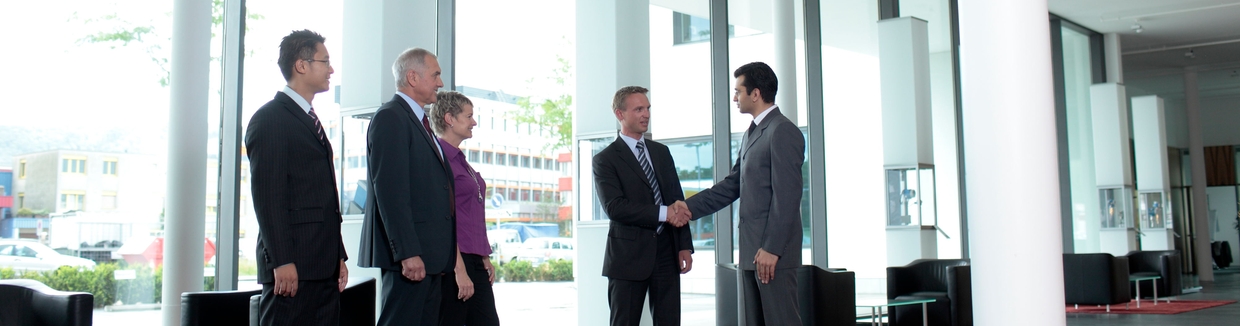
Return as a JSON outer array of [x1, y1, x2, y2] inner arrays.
[[686, 108, 804, 270], [593, 136, 693, 281], [244, 91, 346, 284], [357, 94, 457, 274]]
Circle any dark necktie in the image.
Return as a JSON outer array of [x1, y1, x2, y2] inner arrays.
[[421, 115, 434, 139], [636, 141, 664, 234], [307, 108, 330, 155]]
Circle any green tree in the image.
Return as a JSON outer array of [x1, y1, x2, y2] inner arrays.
[[509, 55, 574, 153], [74, 0, 263, 87]]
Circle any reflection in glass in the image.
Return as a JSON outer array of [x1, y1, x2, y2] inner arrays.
[[1139, 192, 1168, 229], [885, 166, 936, 226], [1098, 187, 1133, 229]]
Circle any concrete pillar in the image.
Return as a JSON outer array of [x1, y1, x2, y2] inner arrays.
[[162, 0, 211, 323], [1184, 69, 1215, 282], [959, 1, 1065, 325], [1132, 96, 1174, 249], [575, 0, 651, 325], [773, 0, 797, 123], [1103, 33, 1123, 84]]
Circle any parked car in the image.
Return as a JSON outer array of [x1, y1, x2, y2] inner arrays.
[[0, 239, 96, 271], [488, 229, 523, 265], [515, 237, 575, 266]]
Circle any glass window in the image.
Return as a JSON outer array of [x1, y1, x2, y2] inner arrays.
[[509, 154, 520, 167], [521, 155, 532, 168], [496, 152, 506, 165], [1059, 23, 1102, 252], [19, 160, 26, 178], [483, 151, 495, 164], [533, 156, 543, 169]]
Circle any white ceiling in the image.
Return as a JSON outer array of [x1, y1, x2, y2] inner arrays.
[[1050, 0, 1240, 98]]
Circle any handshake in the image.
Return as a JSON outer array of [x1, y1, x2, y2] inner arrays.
[[667, 201, 693, 227]]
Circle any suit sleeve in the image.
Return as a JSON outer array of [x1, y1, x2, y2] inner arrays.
[[368, 109, 423, 261], [593, 152, 661, 228], [761, 122, 805, 257], [685, 156, 741, 220], [657, 145, 694, 253], [246, 112, 296, 267]]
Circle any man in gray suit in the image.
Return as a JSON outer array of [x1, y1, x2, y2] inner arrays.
[[671, 61, 804, 325]]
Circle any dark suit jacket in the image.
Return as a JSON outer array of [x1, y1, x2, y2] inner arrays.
[[357, 94, 456, 274], [593, 136, 693, 281], [686, 108, 804, 270], [244, 91, 346, 284]]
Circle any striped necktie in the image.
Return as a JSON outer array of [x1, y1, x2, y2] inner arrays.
[[307, 108, 330, 156], [636, 141, 665, 234]]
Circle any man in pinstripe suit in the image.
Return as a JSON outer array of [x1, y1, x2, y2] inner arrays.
[[245, 29, 349, 326]]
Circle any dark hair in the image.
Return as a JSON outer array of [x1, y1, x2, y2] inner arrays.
[[612, 86, 649, 113], [733, 62, 778, 104], [277, 30, 326, 81]]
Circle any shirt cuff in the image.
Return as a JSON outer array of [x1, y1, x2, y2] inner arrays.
[[658, 205, 668, 222]]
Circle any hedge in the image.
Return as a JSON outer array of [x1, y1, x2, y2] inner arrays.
[[496, 259, 573, 282], [0, 263, 215, 308]]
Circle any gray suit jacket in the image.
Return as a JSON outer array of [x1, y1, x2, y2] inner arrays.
[[686, 108, 804, 270]]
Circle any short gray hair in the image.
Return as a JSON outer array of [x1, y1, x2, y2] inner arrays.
[[428, 91, 474, 135], [392, 48, 434, 88]]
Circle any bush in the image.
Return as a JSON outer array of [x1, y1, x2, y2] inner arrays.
[[0, 263, 214, 307], [494, 259, 572, 282], [501, 260, 535, 282], [544, 259, 573, 281]]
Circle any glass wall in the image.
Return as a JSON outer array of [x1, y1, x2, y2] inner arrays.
[[456, 0, 577, 323], [1, 0, 222, 322], [1059, 24, 1101, 253]]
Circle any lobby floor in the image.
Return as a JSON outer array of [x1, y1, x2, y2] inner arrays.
[[1066, 267, 1240, 326]]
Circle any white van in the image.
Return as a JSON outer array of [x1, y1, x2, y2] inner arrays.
[[487, 229, 522, 264]]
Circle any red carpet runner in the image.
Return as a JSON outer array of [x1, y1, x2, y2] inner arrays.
[[1066, 300, 1235, 315]]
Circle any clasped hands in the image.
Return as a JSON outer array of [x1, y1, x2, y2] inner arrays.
[[668, 201, 692, 227]]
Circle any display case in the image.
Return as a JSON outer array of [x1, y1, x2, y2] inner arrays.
[[1098, 187, 1134, 229], [1139, 191, 1170, 229], [885, 165, 936, 227]]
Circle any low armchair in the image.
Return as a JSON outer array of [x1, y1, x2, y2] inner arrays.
[[886, 259, 972, 326]]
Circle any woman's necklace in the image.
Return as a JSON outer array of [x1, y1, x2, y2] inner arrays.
[[464, 161, 483, 203]]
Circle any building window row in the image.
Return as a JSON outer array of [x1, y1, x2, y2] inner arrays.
[[55, 157, 118, 176], [60, 192, 85, 211], [464, 148, 560, 171]]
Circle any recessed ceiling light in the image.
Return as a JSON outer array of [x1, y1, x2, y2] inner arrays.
[[1131, 23, 1143, 33]]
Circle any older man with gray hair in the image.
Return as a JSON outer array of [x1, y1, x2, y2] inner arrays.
[[358, 47, 455, 326]]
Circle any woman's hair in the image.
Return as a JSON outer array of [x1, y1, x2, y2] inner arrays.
[[428, 91, 474, 135]]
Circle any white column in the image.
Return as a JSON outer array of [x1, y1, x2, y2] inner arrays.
[[1132, 96, 1174, 249], [1091, 83, 1138, 255], [576, 0, 651, 325], [959, 1, 1065, 325], [773, 0, 797, 123], [162, 0, 211, 323], [1184, 69, 1215, 281], [1103, 33, 1123, 83]]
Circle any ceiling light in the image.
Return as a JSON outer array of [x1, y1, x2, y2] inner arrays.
[[1131, 23, 1143, 33], [1184, 49, 1196, 59]]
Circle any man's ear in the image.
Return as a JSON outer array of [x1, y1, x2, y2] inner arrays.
[[406, 69, 419, 87], [750, 89, 762, 103], [294, 59, 308, 75]]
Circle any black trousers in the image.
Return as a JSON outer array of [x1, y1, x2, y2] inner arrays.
[[439, 253, 501, 326], [608, 229, 681, 326], [378, 269, 443, 326], [260, 278, 340, 326]]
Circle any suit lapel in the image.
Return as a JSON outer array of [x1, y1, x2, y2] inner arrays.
[[744, 108, 781, 156], [612, 137, 653, 190], [391, 95, 447, 168], [275, 92, 332, 157]]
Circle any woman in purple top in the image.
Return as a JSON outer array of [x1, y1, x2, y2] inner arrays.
[[429, 91, 500, 325]]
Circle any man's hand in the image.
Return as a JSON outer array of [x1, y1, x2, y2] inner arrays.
[[668, 201, 692, 227], [678, 250, 693, 274], [454, 265, 474, 301], [483, 258, 496, 284], [274, 263, 299, 297], [337, 260, 349, 292], [754, 248, 780, 284], [401, 256, 426, 281]]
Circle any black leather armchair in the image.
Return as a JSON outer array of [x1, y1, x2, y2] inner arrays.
[[1126, 250, 1183, 299], [0, 279, 93, 326], [246, 276, 376, 326], [181, 288, 262, 326], [1063, 253, 1130, 310], [887, 259, 972, 326], [795, 265, 856, 326]]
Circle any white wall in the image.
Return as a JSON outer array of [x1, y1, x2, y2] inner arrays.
[[1206, 186, 1240, 264]]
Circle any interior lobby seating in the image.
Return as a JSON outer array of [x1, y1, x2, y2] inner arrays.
[[0, 279, 93, 326], [1126, 250, 1183, 300], [886, 259, 972, 326], [794, 265, 856, 326], [1063, 253, 1131, 310]]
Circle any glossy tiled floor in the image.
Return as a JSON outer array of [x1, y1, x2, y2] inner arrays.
[[1066, 267, 1240, 326]]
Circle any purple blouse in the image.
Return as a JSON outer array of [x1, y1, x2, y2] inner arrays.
[[440, 138, 491, 256]]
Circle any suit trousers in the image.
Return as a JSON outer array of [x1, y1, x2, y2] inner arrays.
[[439, 253, 500, 326], [741, 269, 801, 326], [608, 229, 681, 326], [378, 269, 443, 326], [260, 278, 340, 326]]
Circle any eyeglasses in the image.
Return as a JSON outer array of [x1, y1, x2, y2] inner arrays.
[[305, 58, 331, 66]]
